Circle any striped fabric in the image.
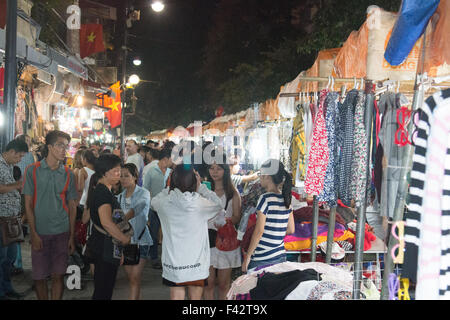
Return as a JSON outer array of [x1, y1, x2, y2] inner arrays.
[[252, 193, 292, 262], [403, 88, 450, 299]]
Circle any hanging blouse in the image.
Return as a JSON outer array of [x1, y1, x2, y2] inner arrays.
[[290, 104, 307, 181], [336, 90, 358, 206], [304, 90, 329, 196], [318, 91, 339, 206], [349, 91, 367, 206]]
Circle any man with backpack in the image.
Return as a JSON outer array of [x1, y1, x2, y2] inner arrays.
[[23, 130, 78, 300]]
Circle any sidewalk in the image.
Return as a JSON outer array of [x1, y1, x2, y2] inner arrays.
[[11, 235, 171, 300]]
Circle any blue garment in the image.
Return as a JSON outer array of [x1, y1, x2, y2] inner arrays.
[[384, 0, 440, 66], [143, 163, 166, 199], [117, 185, 153, 246], [247, 254, 286, 272], [0, 230, 18, 297], [16, 152, 34, 178], [253, 193, 292, 262], [318, 92, 339, 206]]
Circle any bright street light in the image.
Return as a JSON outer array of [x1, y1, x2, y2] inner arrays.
[[133, 57, 142, 66], [151, 1, 165, 13], [76, 95, 83, 106], [128, 74, 140, 86]]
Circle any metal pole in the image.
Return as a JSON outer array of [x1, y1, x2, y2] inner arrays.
[[311, 195, 319, 261], [1, 0, 17, 151], [352, 81, 374, 300], [325, 206, 337, 263], [120, 1, 129, 159]]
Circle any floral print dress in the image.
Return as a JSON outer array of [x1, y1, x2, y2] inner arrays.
[[304, 90, 329, 196]]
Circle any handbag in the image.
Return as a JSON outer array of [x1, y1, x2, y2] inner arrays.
[[122, 226, 147, 266], [0, 216, 24, 247]]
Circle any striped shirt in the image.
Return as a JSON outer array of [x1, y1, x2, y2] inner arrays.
[[403, 88, 450, 299], [252, 193, 292, 261]]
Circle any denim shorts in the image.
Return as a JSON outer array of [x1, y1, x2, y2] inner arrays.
[[247, 254, 287, 272], [139, 245, 151, 260]]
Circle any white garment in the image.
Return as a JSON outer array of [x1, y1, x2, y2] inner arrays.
[[126, 153, 144, 172], [285, 280, 319, 300], [79, 167, 95, 206], [209, 194, 242, 269], [142, 160, 159, 187], [151, 184, 222, 283]]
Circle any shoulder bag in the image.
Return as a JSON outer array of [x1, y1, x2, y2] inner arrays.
[[0, 216, 24, 247]]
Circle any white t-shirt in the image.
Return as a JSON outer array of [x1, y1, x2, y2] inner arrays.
[[126, 153, 144, 172], [79, 167, 95, 206], [151, 184, 222, 283]]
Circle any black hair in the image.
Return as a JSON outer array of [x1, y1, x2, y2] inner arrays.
[[94, 154, 122, 178], [86, 172, 100, 210], [163, 141, 176, 150], [43, 130, 71, 158], [158, 146, 172, 160], [261, 159, 292, 208], [122, 163, 139, 184], [5, 139, 29, 153], [207, 150, 235, 204], [146, 140, 155, 145], [83, 149, 97, 166], [170, 163, 197, 193], [140, 146, 152, 154], [149, 148, 160, 160]]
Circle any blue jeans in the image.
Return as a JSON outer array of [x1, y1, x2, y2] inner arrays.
[[148, 209, 160, 261], [247, 254, 286, 272], [0, 230, 18, 297]]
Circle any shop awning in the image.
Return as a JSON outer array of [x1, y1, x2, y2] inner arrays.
[[0, 28, 88, 80]]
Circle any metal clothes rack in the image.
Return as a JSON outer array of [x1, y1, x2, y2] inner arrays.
[[284, 75, 376, 299]]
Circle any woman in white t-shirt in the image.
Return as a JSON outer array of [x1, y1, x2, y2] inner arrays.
[[151, 164, 222, 300], [204, 152, 242, 300], [78, 150, 96, 209]]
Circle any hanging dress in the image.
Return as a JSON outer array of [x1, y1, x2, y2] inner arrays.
[[336, 90, 358, 206], [291, 103, 307, 181], [349, 91, 367, 206], [318, 91, 339, 206], [304, 90, 329, 196]]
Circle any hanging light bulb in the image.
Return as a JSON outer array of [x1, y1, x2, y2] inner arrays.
[[133, 57, 142, 66], [128, 74, 140, 86], [151, 1, 165, 12]]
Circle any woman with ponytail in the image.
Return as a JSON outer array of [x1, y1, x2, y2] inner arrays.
[[242, 159, 295, 273]]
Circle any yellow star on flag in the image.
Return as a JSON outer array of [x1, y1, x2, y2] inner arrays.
[[110, 101, 120, 112], [87, 32, 96, 43]]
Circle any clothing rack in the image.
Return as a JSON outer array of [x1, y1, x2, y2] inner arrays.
[[289, 76, 377, 299]]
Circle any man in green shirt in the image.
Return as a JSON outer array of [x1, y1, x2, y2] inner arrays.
[[23, 130, 78, 300]]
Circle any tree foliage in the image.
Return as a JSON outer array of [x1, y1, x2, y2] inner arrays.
[[200, 0, 402, 115]]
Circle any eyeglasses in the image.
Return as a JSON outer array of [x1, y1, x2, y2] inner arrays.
[[53, 143, 70, 150]]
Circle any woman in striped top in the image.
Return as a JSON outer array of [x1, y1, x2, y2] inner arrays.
[[242, 159, 295, 273]]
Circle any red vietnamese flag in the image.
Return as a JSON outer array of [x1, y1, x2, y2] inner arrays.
[[97, 82, 122, 128], [80, 24, 106, 58]]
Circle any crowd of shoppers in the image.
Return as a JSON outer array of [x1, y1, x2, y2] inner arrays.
[[0, 131, 295, 300]]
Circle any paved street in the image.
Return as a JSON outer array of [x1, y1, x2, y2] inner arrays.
[[11, 235, 171, 300]]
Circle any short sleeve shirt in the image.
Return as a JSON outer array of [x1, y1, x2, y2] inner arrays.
[[89, 183, 121, 233], [252, 193, 292, 262], [22, 159, 78, 235], [0, 155, 21, 217]]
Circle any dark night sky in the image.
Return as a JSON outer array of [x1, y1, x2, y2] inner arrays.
[[124, 0, 219, 134]]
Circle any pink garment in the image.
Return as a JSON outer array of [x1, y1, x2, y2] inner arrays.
[[304, 90, 329, 196]]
